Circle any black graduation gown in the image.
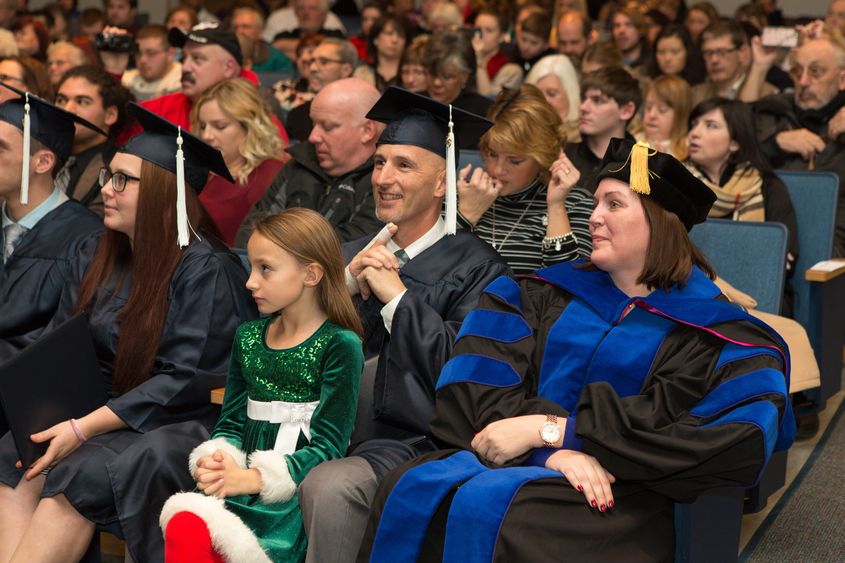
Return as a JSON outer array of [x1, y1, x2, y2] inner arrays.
[[0, 233, 257, 563], [0, 201, 102, 435], [0, 200, 101, 352], [342, 229, 510, 477], [360, 262, 794, 562]]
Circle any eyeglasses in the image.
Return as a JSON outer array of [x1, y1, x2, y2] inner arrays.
[[701, 47, 738, 59], [98, 167, 140, 193], [308, 57, 344, 67], [0, 73, 25, 84], [789, 64, 829, 82]]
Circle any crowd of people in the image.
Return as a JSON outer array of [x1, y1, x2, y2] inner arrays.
[[0, 0, 838, 560]]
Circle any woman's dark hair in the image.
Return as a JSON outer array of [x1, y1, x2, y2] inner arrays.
[[688, 97, 774, 177], [367, 14, 410, 65], [645, 24, 706, 85], [424, 30, 478, 92], [73, 160, 219, 393], [13, 17, 51, 62], [57, 65, 133, 137]]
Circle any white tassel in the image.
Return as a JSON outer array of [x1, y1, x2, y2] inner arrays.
[[445, 104, 456, 235], [176, 126, 188, 247], [20, 93, 30, 205]]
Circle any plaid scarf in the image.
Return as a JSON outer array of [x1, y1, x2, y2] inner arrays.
[[686, 162, 765, 222]]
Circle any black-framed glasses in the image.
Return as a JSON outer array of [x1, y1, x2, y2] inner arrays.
[[98, 167, 140, 193], [308, 56, 344, 66], [701, 47, 738, 59]]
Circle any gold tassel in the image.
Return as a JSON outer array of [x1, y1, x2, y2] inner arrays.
[[629, 140, 652, 195]]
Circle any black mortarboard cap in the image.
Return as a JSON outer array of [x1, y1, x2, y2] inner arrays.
[[120, 102, 233, 192], [0, 82, 106, 163], [596, 138, 716, 231], [168, 23, 243, 66], [366, 87, 493, 158]]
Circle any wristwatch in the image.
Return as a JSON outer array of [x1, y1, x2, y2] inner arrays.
[[539, 414, 561, 447]]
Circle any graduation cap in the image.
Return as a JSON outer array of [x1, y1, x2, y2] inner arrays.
[[120, 102, 233, 247], [366, 87, 494, 234], [0, 82, 107, 205], [596, 138, 716, 231]]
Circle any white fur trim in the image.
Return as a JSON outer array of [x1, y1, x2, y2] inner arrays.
[[248, 449, 297, 504], [160, 492, 272, 563], [189, 437, 247, 476]]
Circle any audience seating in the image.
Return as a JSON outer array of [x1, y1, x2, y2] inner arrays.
[[777, 170, 845, 409], [690, 219, 788, 315]]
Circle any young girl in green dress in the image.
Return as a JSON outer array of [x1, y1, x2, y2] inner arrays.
[[160, 208, 365, 562]]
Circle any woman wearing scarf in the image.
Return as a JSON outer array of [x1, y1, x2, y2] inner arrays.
[[686, 98, 799, 272]]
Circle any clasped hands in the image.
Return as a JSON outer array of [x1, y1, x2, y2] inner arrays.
[[194, 450, 262, 498], [347, 224, 407, 303], [472, 414, 615, 511]]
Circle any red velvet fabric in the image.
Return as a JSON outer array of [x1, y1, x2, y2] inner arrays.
[[164, 511, 225, 563]]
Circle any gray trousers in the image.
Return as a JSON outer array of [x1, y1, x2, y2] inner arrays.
[[299, 456, 379, 563]]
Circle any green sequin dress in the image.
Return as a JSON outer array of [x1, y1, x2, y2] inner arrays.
[[211, 317, 363, 562]]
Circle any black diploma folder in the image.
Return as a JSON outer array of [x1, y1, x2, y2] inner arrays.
[[0, 313, 107, 467]]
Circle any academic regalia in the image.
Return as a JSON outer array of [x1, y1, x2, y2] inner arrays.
[[0, 103, 258, 562], [361, 263, 794, 562], [0, 201, 101, 353], [0, 232, 257, 561], [359, 139, 795, 562], [343, 230, 509, 472]]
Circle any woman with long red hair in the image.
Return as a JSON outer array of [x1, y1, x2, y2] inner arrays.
[[0, 104, 257, 562]]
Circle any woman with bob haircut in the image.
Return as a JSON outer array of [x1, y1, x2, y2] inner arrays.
[[457, 84, 592, 274], [0, 104, 257, 562], [423, 30, 492, 119], [525, 53, 581, 141], [192, 77, 287, 246], [360, 138, 794, 561], [645, 24, 706, 85], [638, 74, 692, 161]]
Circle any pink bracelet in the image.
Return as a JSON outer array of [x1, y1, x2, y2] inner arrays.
[[69, 419, 87, 443]]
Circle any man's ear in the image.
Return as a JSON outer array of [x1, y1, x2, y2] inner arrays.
[[103, 105, 118, 128], [341, 63, 353, 78], [224, 57, 240, 78], [303, 262, 325, 287], [838, 68, 845, 91], [32, 149, 57, 176], [361, 119, 380, 144], [618, 100, 636, 122], [433, 167, 447, 198]]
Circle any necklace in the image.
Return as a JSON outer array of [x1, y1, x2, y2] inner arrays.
[[492, 198, 535, 251]]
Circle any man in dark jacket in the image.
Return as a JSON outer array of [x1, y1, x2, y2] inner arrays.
[[236, 78, 383, 246], [754, 35, 845, 257]]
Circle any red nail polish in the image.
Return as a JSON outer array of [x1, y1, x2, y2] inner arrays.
[[608, 500, 614, 509], [590, 500, 597, 507], [600, 504, 606, 512], [577, 485, 583, 491]]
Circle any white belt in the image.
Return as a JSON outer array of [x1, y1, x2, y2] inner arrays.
[[247, 398, 319, 454]]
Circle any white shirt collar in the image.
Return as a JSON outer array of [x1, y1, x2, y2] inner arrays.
[[386, 217, 446, 261]]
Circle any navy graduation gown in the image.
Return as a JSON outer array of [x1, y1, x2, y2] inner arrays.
[[0, 233, 257, 563], [343, 229, 510, 475], [361, 262, 794, 562], [0, 200, 101, 352]]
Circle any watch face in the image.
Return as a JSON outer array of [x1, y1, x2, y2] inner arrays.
[[541, 422, 561, 443]]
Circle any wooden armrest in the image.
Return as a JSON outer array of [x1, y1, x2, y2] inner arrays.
[[805, 259, 845, 282], [211, 387, 225, 405]]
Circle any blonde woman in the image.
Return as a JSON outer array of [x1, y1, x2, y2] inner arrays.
[[525, 54, 581, 142], [457, 84, 593, 274], [191, 78, 287, 245], [637, 74, 691, 160]]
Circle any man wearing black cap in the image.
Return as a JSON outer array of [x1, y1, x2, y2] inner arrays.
[[0, 89, 102, 431], [142, 23, 289, 143], [297, 87, 510, 563]]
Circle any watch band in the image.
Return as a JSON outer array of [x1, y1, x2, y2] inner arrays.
[[541, 414, 559, 448]]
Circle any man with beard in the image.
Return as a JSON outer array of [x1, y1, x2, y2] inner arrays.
[[755, 33, 845, 257], [142, 23, 289, 142]]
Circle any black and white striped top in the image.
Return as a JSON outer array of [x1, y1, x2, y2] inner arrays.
[[458, 179, 594, 275]]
